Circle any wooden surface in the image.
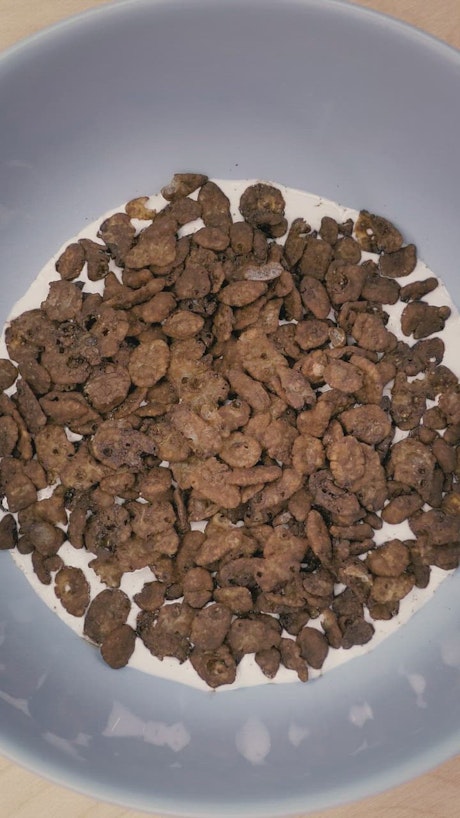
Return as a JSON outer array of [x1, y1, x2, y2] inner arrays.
[[1, 1, 460, 816]]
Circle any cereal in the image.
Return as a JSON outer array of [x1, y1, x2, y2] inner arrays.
[[0, 175, 459, 688]]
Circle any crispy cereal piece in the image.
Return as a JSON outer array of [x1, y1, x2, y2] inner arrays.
[[84, 588, 131, 644], [0, 514, 18, 550], [55, 566, 90, 617], [101, 624, 136, 668], [355, 210, 403, 253], [161, 173, 208, 201], [379, 244, 417, 278], [56, 242, 86, 280], [190, 644, 237, 688], [296, 627, 329, 669]]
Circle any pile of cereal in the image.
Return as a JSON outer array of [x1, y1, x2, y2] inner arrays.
[[0, 173, 458, 687]]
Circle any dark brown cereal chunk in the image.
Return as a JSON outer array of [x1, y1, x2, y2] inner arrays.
[[190, 644, 237, 688], [378, 244, 417, 278], [355, 210, 403, 253], [100, 624, 136, 669], [161, 172, 208, 201], [84, 589, 131, 644], [401, 301, 451, 339], [296, 627, 329, 669], [0, 514, 18, 550], [0, 358, 18, 391], [55, 566, 90, 617], [56, 242, 86, 280], [239, 183, 286, 236]]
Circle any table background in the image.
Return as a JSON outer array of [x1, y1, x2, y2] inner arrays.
[[0, 1, 459, 816]]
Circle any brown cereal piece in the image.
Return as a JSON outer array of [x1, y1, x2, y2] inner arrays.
[[14, 378, 47, 436], [239, 183, 285, 230], [438, 387, 460, 426], [305, 509, 332, 564], [295, 319, 330, 351], [351, 312, 397, 352], [250, 468, 302, 513], [170, 405, 222, 457], [297, 401, 332, 438], [339, 404, 391, 445], [134, 581, 166, 612], [333, 236, 361, 264], [84, 504, 131, 554], [381, 492, 423, 524], [401, 301, 451, 339], [55, 242, 86, 280], [0, 415, 19, 457], [124, 213, 177, 269], [255, 647, 281, 679], [319, 216, 339, 246], [32, 552, 63, 585], [39, 391, 99, 434], [325, 263, 367, 305], [87, 306, 129, 358], [218, 280, 267, 307], [433, 437, 456, 474], [229, 221, 253, 254], [90, 420, 156, 470], [228, 617, 281, 656], [370, 574, 415, 605], [296, 627, 329, 669], [162, 310, 204, 339], [83, 588, 130, 644], [341, 618, 375, 649], [139, 601, 194, 662], [128, 499, 175, 539], [218, 431, 262, 470], [299, 237, 333, 279], [323, 359, 364, 394], [0, 358, 18, 390], [308, 470, 363, 525], [328, 436, 365, 489], [299, 276, 331, 319], [134, 291, 177, 323], [100, 624, 136, 669], [0, 514, 18, 550], [186, 458, 241, 509], [389, 438, 436, 502], [291, 434, 325, 477], [198, 181, 232, 230], [161, 172, 208, 201], [146, 417, 191, 462], [17, 358, 51, 396], [422, 406, 447, 430], [366, 539, 410, 577], [354, 210, 403, 253], [190, 644, 237, 688], [124, 195, 156, 220], [169, 197, 202, 226], [213, 586, 253, 614], [227, 369, 271, 413], [5, 308, 55, 363], [22, 520, 64, 557], [127, 338, 170, 388], [98, 212, 136, 265], [426, 366, 457, 401], [361, 268, 401, 304], [190, 603, 232, 650], [390, 372, 427, 430], [272, 367, 316, 411], [277, 638, 308, 681], [78, 238, 110, 281], [320, 609, 343, 649], [174, 264, 211, 301], [409, 509, 459, 546], [40, 347, 91, 387], [196, 523, 257, 568], [182, 567, 214, 608], [0, 458, 37, 511], [82, 364, 131, 415], [283, 218, 309, 266], [378, 244, 417, 278], [55, 566, 90, 617], [193, 226, 229, 251], [400, 276, 439, 302]]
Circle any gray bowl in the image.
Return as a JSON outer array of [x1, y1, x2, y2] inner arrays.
[[1, 1, 459, 815]]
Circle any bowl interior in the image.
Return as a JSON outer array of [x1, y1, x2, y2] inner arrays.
[[1, 1, 460, 815]]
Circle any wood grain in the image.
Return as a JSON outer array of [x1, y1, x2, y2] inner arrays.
[[0, 1, 459, 816]]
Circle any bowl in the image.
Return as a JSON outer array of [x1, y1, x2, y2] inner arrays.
[[1, 1, 460, 815]]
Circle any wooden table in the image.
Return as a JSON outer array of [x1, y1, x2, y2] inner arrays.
[[0, 1, 459, 816]]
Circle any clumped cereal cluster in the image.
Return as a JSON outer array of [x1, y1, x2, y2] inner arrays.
[[0, 174, 459, 687]]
